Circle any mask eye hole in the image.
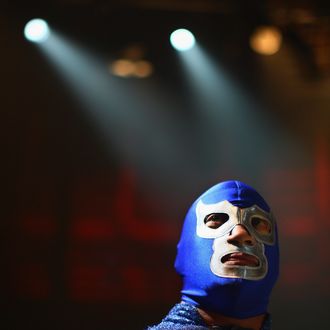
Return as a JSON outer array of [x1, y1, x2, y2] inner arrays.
[[204, 213, 229, 229], [251, 217, 272, 235]]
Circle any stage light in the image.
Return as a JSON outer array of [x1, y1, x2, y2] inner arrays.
[[110, 59, 136, 77], [170, 29, 195, 51], [110, 59, 153, 78], [250, 26, 282, 55], [24, 18, 50, 43]]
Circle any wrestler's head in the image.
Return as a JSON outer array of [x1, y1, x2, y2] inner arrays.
[[175, 180, 279, 318]]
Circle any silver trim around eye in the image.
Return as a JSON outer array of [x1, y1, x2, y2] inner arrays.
[[241, 206, 275, 245], [196, 200, 239, 238]]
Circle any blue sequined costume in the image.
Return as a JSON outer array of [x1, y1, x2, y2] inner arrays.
[[148, 302, 271, 330]]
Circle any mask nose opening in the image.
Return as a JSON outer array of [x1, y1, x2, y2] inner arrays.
[[228, 224, 255, 247]]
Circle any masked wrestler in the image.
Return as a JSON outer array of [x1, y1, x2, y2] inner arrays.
[[148, 180, 279, 330]]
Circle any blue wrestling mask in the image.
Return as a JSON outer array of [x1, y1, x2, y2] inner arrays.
[[175, 180, 279, 318]]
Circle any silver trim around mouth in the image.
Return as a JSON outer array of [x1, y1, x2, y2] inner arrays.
[[210, 236, 268, 280]]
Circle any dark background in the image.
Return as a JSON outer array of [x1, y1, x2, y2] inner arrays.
[[1, 1, 330, 329]]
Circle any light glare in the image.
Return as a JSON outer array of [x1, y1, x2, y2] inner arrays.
[[110, 59, 135, 77], [250, 26, 282, 55], [110, 59, 153, 78], [170, 29, 196, 51], [24, 18, 50, 43]]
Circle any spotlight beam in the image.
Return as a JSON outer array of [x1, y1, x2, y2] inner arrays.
[[36, 31, 197, 185], [175, 43, 305, 176]]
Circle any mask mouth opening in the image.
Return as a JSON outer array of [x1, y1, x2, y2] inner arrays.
[[221, 252, 260, 267]]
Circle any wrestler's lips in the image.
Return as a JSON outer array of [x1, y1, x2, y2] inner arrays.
[[221, 252, 259, 267]]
